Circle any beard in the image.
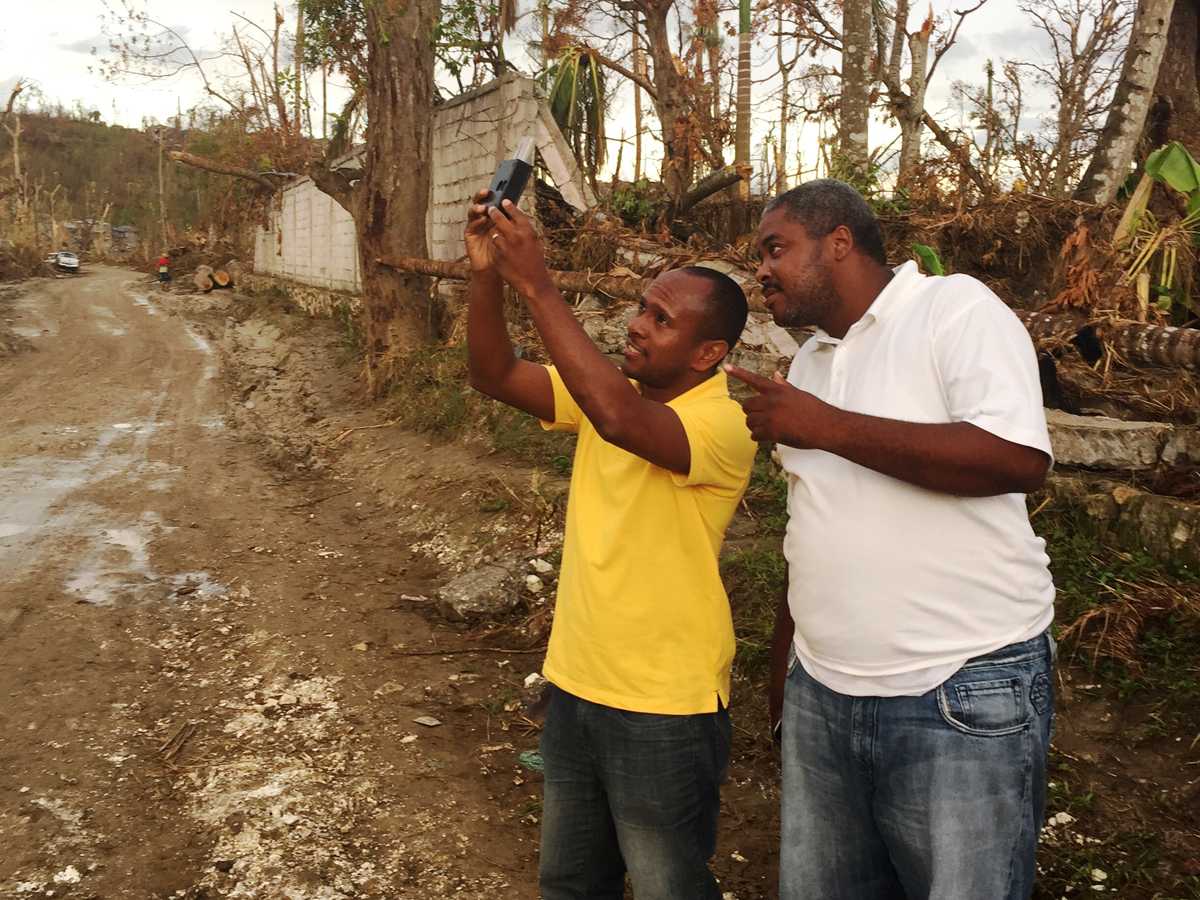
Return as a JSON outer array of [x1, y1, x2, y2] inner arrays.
[[771, 267, 836, 329]]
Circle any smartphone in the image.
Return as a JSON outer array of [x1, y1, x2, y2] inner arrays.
[[485, 136, 536, 215]]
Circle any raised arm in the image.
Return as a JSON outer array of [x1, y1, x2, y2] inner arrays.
[[464, 191, 554, 422], [481, 199, 693, 474]]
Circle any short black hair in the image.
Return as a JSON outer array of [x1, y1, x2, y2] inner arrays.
[[680, 265, 748, 352], [764, 179, 887, 266]]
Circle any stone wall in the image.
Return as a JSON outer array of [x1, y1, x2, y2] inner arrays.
[[241, 273, 361, 318]]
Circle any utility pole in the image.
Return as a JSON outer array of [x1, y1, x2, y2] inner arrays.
[[157, 126, 166, 250]]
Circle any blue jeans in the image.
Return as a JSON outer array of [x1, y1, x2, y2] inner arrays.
[[780, 631, 1055, 900], [538, 685, 731, 899]]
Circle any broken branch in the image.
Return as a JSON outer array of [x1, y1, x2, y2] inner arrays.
[[167, 150, 277, 193], [376, 256, 652, 303]]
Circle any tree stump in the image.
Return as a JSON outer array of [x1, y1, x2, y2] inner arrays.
[[225, 259, 244, 285]]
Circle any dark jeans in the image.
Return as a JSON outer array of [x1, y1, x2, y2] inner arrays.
[[780, 631, 1056, 900], [538, 686, 731, 900]]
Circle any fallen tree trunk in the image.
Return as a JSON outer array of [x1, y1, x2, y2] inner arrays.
[[378, 255, 1200, 370], [377, 255, 652, 303], [1015, 310, 1200, 370], [679, 167, 746, 214], [212, 269, 231, 288]]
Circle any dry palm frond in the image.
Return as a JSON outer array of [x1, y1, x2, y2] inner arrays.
[[1059, 579, 1200, 673]]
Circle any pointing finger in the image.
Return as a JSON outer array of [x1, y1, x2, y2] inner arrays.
[[724, 364, 775, 393]]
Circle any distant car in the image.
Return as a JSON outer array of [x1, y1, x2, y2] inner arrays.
[[47, 251, 80, 273]]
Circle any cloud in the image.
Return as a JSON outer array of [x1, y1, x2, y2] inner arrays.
[[59, 36, 104, 55]]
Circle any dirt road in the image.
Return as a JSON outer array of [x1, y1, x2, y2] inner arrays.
[[0, 268, 547, 897]]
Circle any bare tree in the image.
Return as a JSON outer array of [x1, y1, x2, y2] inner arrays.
[[98, 1, 310, 172], [2, 82, 28, 230], [1017, 0, 1134, 197], [952, 59, 1026, 186], [876, 0, 990, 191]]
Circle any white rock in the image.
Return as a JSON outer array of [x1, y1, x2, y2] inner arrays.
[[52, 867, 82, 884], [530, 558, 554, 575], [525, 575, 544, 594], [524, 672, 546, 690]]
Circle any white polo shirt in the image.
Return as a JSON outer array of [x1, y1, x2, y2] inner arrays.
[[779, 261, 1054, 697]]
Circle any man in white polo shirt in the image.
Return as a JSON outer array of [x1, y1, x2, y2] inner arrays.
[[725, 179, 1056, 900]]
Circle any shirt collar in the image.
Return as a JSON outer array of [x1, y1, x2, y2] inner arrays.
[[811, 260, 923, 348]]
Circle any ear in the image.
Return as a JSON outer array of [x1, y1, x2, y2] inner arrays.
[[692, 338, 731, 373], [828, 224, 855, 262]]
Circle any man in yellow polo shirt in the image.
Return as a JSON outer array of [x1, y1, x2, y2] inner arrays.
[[464, 192, 756, 899]]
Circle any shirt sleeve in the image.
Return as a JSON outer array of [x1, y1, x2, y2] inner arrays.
[[539, 365, 584, 434], [669, 398, 758, 490], [931, 277, 1053, 458]]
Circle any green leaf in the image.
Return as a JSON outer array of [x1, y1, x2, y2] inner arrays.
[[911, 243, 945, 276], [1145, 141, 1200, 195]]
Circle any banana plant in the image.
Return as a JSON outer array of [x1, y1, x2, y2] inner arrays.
[[1115, 142, 1200, 318]]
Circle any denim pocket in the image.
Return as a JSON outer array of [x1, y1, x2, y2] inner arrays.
[[937, 674, 1030, 737]]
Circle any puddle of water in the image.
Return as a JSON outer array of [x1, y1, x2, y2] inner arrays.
[[0, 420, 159, 561], [63, 514, 228, 606], [166, 571, 228, 601], [130, 293, 160, 316], [11, 326, 44, 339], [184, 325, 219, 380], [185, 326, 213, 355]]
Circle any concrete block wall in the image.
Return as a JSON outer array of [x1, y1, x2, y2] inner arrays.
[[255, 185, 361, 291], [428, 74, 541, 263], [254, 74, 591, 293]]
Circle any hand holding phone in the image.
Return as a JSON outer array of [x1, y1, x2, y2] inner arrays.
[[484, 136, 536, 216]]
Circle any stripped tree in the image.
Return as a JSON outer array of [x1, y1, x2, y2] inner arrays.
[[876, 0, 990, 192], [1075, 0, 1177, 203], [838, 0, 873, 178]]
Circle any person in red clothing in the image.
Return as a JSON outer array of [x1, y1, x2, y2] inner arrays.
[[156, 252, 170, 284]]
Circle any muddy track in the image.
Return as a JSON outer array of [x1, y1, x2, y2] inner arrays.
[[0, 268, 545, 898]]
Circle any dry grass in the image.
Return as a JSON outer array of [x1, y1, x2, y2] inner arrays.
[[1058, 578, 1200, 674], [1054, 352, 1200, 423]]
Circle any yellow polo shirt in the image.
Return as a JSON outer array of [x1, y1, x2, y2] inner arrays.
[[540, 366, 757, 714]]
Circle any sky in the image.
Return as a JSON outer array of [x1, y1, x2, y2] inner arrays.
[[0, 0, 1067, 186]]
